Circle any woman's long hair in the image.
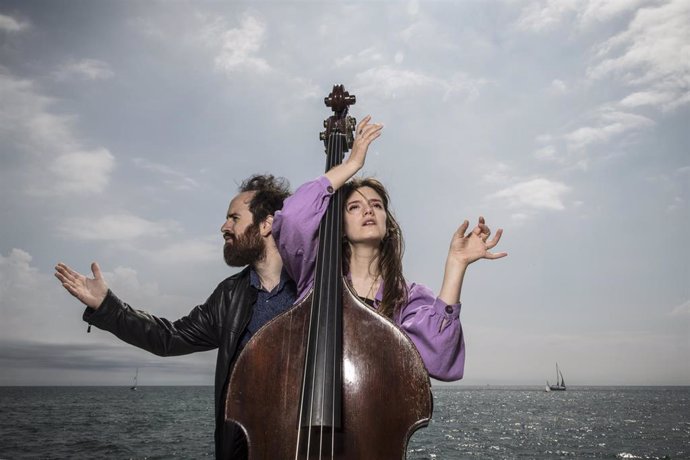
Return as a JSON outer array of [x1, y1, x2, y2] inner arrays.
[[341, 178, 408, 318]]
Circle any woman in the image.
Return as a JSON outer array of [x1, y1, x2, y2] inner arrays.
[[273, 116, 507, 381]]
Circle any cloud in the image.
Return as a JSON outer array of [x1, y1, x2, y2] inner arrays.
[[0, 340, 213, 372], [58, 213, 180, 241], [353, 65, 485, 101], [0, 247, 216, 385], [549, 79, 568, 94], [334, 47, 384, 68], [515, 0, 654, 32], [54, 59, 114, 81], [46, 148, 115, 194], [104, 266, 160, 298], [0, 248, 79, 343], [491, 178, 571, 211], [126, 16, 166, 40], [519, 2, 689, 110], [644, 167, 690, 213], [670, 300, 690, 317], [676, 166, 690, 176], [0, 340, 140, 371], [193, 12, 320, 100], [481, 162, 513, 185], [588, 0, 690, 111], [0, 72, 77, 153], [526, 3, 684, 168], [0, 339, 216, 385], [0, 248, 38, 298], [564, 109, 654, 151], [203, 14, 271, 74], [516, 0, 581, 32], [534, 144, 557, 160], [407, 0, 420, 16], [619, 90, 677, 109], [0, 13, 29, 32], [149, 238, 219, 265], [133, 157, 200, 191], [0, 71, 116, 196]]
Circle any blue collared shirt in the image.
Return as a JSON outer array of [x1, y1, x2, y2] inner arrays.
[[239, 267, 297, 348]]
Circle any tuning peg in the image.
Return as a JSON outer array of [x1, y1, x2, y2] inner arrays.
[[319, 131, 326, 141]]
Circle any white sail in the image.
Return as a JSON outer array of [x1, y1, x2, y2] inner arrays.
[[130, 368, 138, 391]]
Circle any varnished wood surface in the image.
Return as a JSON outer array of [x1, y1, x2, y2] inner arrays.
[[225, 281, 432, 459]]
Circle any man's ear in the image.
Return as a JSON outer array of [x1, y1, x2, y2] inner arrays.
[[259, 215, 274, 237]]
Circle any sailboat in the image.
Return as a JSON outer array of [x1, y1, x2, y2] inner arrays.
[[546, 363, 566, 391], [130, 368, 138, 391]]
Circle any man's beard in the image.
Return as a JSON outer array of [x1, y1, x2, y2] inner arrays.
[[224, 223, 266, 267]]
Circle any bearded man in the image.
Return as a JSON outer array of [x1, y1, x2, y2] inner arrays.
[[55, 174, 295, 459]]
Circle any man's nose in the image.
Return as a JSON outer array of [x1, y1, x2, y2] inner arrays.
[[221, 220, 233, 234]]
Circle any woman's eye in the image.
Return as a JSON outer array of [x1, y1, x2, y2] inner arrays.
[[348, 204, 360, 212], [373, 203, 383, 210]]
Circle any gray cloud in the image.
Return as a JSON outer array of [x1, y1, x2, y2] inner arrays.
[[1, 1, 688, 387], [53, 58, 114, 81], [0, 13, 29, 32]]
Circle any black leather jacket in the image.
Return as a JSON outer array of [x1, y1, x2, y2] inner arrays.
[[83, 266, 257, 459]]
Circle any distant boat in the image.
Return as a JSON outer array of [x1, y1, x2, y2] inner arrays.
[[546, 363, 566, 391], [130, 368, 138, 391]]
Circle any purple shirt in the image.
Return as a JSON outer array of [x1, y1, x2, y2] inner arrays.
[[273, 176, 465, 381]]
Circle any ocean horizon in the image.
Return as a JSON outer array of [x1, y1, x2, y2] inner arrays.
[[2, 385, 688, 459]]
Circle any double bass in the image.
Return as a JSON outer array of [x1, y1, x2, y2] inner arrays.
[[225, 85, 432, 459]]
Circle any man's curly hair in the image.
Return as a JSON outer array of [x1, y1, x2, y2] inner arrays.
[[239, 174, 291, 225]]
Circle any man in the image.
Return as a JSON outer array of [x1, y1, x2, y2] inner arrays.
[[54, 174, 296, 459]]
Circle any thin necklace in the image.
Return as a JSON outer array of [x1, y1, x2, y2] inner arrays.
[[365, 274, 380, 300]]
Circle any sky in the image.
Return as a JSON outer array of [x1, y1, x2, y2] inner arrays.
[[0, 0, 688, 388]]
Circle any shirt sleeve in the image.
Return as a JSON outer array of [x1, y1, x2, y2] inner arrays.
[[395, 282, 465, 381], [273, 175, 334, 300]]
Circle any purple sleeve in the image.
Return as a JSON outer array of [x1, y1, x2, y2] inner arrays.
[[274, 177, 465, 381], [273, 175, 334, 300], [395, 283, 465, 381]]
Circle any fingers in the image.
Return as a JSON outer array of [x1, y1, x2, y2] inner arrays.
[[54, 271, 68, 285], [54, 267, 80, 297], [55, 262, 77, 278], [475, 216, 491, 240], [485, 228, 504, 249], [360, 123, 383, 141], [456, 220, 470, 237], [355, 115, 383, 140], [356, 115, 371, 133], [91, 262, 102, 280], [485, 251, 508, 260], [55, 263, 77, 284], [484, 228, 507, 259]]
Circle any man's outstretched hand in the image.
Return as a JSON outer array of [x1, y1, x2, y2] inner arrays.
[[55, 262, 108, 310]]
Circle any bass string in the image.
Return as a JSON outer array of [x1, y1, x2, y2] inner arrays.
[[322, 131, 342, 459], [328, 136, 344, 459], [295, 133, 330, 460], [295, 127, 344, 460]]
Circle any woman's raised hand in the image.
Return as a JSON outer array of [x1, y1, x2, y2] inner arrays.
[[437, 217, 507, 305], [347, 115, 383, 170], [326, 115, 383, 190], [449, 217, 507, 267]]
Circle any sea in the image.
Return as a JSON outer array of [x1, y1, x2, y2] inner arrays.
[[1, 386, 688, 459]]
